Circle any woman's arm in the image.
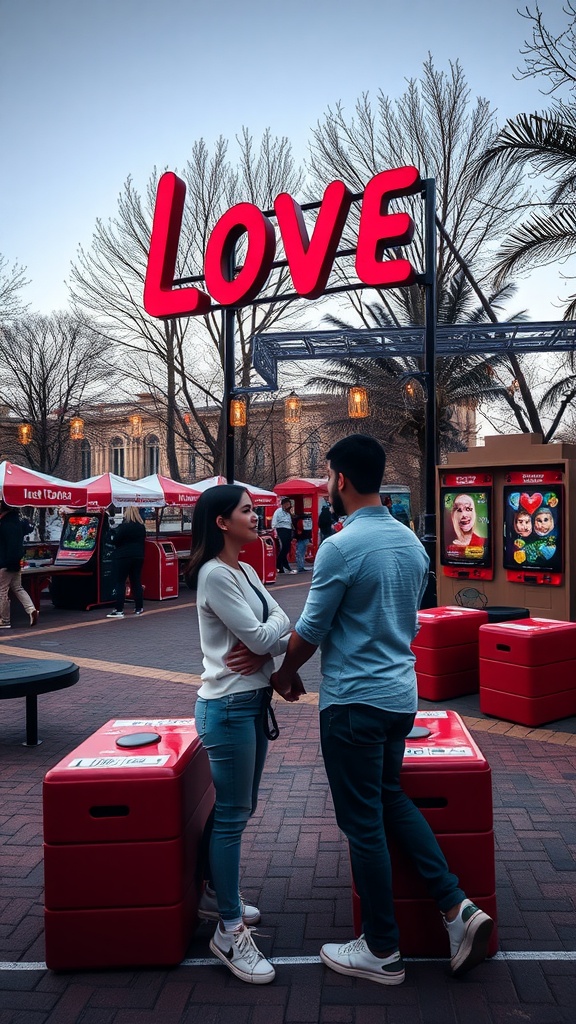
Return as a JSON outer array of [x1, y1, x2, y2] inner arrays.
[[204, 567, 290, 655]]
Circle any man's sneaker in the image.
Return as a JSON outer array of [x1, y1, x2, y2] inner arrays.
[[0, 623, 11, 629], [320, 936, 405, 986], [197, 887, 260, 926], [134, 609, 144, 615], [444, 899, 494, 976], [106, 610, 124, 618], [29, 609, 39, 627], [209, 923, 275, 984]]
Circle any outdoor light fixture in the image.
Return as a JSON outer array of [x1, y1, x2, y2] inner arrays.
[[18, 422, 33, 445], [69, 417, 85, 441], [229, 397, 247, 428], [129, 413, 143, 438], [348, 386, 369, 419], [183, 412, 192, 426], [284, 391, 302, 424], [405, 380, 416, 398]]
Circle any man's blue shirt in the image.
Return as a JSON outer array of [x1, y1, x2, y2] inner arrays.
[[295, 505, 429, 713]]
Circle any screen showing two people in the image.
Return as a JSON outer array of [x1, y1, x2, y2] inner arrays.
[[502, 487, 563, 573], [441, 490, 491, 567]]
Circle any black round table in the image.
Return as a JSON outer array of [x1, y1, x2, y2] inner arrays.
[[0, 658, 79, 745]]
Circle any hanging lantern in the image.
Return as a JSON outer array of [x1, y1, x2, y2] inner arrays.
[[18, 422, 33, 445], [348, 386, 369, 419], [183, 412, 192, 426], [129, 413, 143, 438], [69, 416, 85, 441], [284, 390, 302, 423], [229, 397, 247, 428], [405, 380, 416, 398]]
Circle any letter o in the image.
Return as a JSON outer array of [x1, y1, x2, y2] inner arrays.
[[204, 203, 276, 305]]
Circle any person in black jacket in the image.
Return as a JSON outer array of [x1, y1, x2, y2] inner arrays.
[[106, 506, 146, 618], [0, 501, 38, 628]]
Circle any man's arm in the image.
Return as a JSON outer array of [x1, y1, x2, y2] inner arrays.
[[271, 630, 317, 701]]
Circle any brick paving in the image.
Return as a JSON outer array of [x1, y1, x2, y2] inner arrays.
[[1, 578, 575, 1023]]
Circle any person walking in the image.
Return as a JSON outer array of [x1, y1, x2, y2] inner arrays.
[[0, 501, 39, 628], [106, 506, 146, 618], [271, 497, 296, 574], [187, 484, 302, 984], [272, 434, 493, 986]]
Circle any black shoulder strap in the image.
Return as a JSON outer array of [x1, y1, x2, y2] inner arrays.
[[238, 564, 269, 622]]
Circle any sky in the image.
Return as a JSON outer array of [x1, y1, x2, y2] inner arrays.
[[0, 0, 571, 320]]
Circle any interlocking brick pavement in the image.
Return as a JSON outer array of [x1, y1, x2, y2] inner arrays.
[[0, 578, 575, 1022]]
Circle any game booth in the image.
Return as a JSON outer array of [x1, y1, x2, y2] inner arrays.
[[273, 477, 329, 563], [50, 474, 168, 610]]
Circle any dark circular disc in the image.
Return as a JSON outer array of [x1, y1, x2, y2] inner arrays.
[[407, 726, 432, 740], [115, 732, 162, 748]]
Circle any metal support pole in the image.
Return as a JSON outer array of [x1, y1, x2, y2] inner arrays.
[[223, 244, 237, 485], [420, 178, 438, 607]]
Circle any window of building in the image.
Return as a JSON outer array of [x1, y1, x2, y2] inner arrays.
[[111, 436, 125, 477], [81, 439, 91, 479], [307, 431, 321, 475], [146, 434, 160, 475]]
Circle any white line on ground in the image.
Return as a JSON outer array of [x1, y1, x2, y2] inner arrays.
[[1, 951, 576, 972]]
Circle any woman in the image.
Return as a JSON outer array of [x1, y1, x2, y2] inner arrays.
[[188, 485, 301, 985], [106, 506, 146, 618], [448, 494, 483, 549]]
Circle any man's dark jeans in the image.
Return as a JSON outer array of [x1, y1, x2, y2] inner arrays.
[[320, 703, 465, 953], [276, 528, 293, 572]]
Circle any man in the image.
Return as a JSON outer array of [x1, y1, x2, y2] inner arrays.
[[271, 497, 296, 574], [318, 500, 334, 543], [293, 512, 313, 571], [272, 434, 493, 986], [0, 501, 39, 628]]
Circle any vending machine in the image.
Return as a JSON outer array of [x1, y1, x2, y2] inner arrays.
[[50, 512, 115, 610]]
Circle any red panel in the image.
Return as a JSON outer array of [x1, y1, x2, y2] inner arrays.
[[45, 885, 198, 970], [480, 656, 576, 697], [479, 618, 576, 666], [414, 607, 489, 649], [43, 720, 212, 844], [390, 830, 495, 898], [480, 685, 576, 727], [413, 642, 478, 675], [416, 668, 479, 701]]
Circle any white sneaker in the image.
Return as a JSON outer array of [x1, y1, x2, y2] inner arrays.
[[320, 936, 405, 986], [197, 886, 260, 925], [106, 610, 125, 618], [209, 923, 275, 984], [444, 899, 494, 976]]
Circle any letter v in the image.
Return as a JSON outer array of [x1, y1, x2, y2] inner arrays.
[[144, 172, 211, 318], [275, 181, 352, 299]]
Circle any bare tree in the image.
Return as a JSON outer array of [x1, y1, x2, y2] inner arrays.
[[0, 254, 29, 323], [0, 313, 117, 474], [70, 129, 305, 480]]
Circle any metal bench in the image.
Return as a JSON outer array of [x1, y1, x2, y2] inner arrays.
[[0, 658, 79, 745]]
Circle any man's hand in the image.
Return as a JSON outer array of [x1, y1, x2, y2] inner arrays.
[[225, 641, 270, 676], [270, 669, 306, 703]]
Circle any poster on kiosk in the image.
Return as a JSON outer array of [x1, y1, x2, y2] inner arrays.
[[503, 470, 564, 586], [439, 473, 493, 581]]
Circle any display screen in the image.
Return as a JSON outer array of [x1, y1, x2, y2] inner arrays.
[[60, 515, 99, 551], [503, 485, 563, 573], [440, 488, 492, 568]]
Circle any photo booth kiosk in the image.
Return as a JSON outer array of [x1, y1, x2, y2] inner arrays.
[[273, 477, 329, 561]]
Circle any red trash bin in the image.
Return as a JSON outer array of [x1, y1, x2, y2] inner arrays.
[[352, 710, 498, 957], [43, 717, 214, 970]]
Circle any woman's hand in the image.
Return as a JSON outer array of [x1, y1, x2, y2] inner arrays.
[[226, 641, 271, 676]]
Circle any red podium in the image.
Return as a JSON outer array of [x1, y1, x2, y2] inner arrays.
[[352, 711, 498, 957], [43, 718, 214, 970], [412, 607, 489, 700], [479, 617, 576, 726]]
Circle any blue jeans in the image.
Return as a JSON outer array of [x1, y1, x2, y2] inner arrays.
[[296, 538, 308, 570], [320, 704, 465, 953], [195, 689, 269, 920]]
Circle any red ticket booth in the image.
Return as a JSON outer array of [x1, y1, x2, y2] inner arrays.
[[43, 718, 214, 970], [352, 710, 497, 957], [141, 538, 179, 600], [273, 477, 329, 562]]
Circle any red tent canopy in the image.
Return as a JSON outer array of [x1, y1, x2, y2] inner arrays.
[[274, 477, 329, 497], [0, 461, 87, 508], [135, 474, 201, 507]]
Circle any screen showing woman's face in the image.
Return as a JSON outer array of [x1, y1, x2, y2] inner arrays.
[[452, 494, 476, 536]]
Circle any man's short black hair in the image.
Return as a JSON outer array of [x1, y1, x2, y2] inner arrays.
[[281, 497, 292, 505], [326, 434, 386, 494]]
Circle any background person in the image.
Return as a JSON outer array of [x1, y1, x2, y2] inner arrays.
[[272, 434, 493, 986], [293, 512, 313, 571], [272, 497, 296, 574], [318, 500, 334, 542], [106, 506, 146, 618], [187, 484, 302, 984], [0, 500, 38, 627]]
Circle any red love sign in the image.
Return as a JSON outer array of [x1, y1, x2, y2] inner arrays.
[[520, 492, 543, 515]]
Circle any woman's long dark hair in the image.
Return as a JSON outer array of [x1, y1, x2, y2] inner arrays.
[[185, 485, 246, 587]]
